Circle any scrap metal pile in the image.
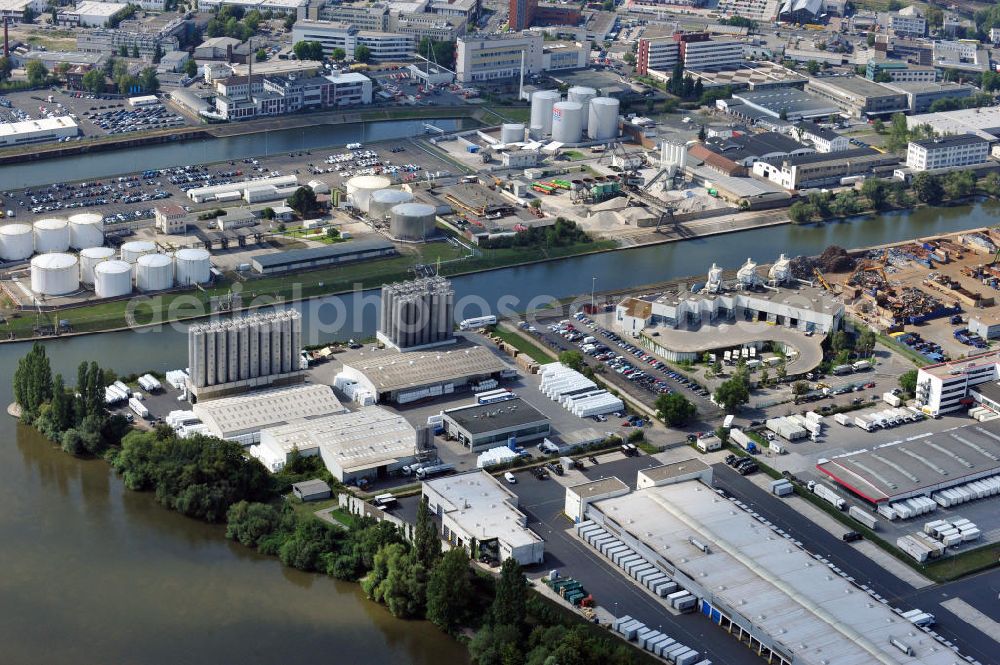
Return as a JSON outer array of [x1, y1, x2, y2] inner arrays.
[[789, 246, 857, 280]]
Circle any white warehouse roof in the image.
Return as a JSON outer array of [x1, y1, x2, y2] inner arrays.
[[588, 481, 960, 665], [192, 384, 346, 439]]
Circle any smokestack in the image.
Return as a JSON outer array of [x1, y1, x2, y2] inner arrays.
[[226, 43, 233, 63], [4, 18, 8, 58]]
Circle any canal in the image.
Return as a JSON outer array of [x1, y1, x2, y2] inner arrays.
[[0, 117, 479, 190], [1, 198, 996, 663]]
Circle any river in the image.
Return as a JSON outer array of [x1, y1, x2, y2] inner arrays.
[[0, 117, 479, 190], [1, 198, 996, 664]]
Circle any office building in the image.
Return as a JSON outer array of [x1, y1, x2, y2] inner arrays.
[[77, 28, 180, 59], [636, 36, 679, 76], [441, 398, 551, 451], [677, 33, 743, 71], [804, 76, 907, 118], [391, 13, 466, 41], [0, 0, 46, 22], [186, 309, 304, 401], [196, 0, 306, 13], [753, 148, 899, 189], [508, 0, 580, 30], [214, 72, 373, 120], [915, 350, 1000, 415], [316, 3, 390, 31], [455, 34, 588, 83], [377, 276, 455, 351], [253, 406, 425, 482], [423, 470, 544, 565], [906, 134, 990, 172], [888, 11, 926, 37], [933, 39, 989, 73], [794, 122, 850, 153], [717, 0, 779, 22], [154, 204, 188, 234], [883, 81, 975, 114], [865, 60, 937, 83], [292, 20, 415, 61]]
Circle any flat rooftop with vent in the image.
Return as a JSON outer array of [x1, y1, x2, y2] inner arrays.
[[440, 397, 551, 451]]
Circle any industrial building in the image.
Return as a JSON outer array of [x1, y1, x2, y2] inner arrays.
[[752, 148, 900, 190], [196, 0, 306, 13], [455, 34, 589, 84], [441, 398, 550, 451], [57, 1, 128, 27], [423, 470, 544, 565], [377, 276, 455, 351], [335, 344, 511, 404], [905, 134, 991, 172], [882, 81, 975, 114], [700, 132, 813, 168], [292, 20, 415, 61], [250, 239, 397, 275], [793, 122, 850, 153], [906, 106, 1000, 142], [865, 60, 938, 83], [213, 71, 373, 121], [725, 88, 840, 123], [192, 383, 347, 445], [252, 406, 425, 483], [0, 117, 79, 146], [575, 463, 957, 665], [817, 419, 1000, 503], [186, 309, 304, 401], [804, 76, 908, 118]]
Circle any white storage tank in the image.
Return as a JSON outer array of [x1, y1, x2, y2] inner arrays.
[[30, 252, 79, 296], [79, 246, 116, 285], [0, 223, 34, 261], [588, 97, 620, 141], [94, 259, 132, 298], [530, 90, 561, 137], [551, 101, 584, 144], [389, 202, 436, 242], [500, 123, 525, 144], [120, 240, 156, 263], [33, 218, 70, 253], [308, 179, 330, 194], [68, 213, 105, 250], [567, 86, 597, 115], [346, 175, 392, 213], [174, 247, 212, 285], [369, 188, 414, 219], [135, 253, 174, 291]]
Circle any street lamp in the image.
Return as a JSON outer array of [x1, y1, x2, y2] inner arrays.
[[591, 276, 596, 313]]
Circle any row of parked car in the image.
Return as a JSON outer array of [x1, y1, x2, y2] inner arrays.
[[724, 454, 759, 476]]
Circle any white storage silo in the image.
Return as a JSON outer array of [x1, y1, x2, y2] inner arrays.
[[68, 213, 105, 250], [551, 101, 584, 144], [500, 123, 525, 144], [369, 189, 414, 219], [94, 260, 132, 298], [33, 218, 70, 254], [0, 223, 34, 261], [588, 97, 620, 140], [346, 175, 392, 213], [389, 203, 436, 242], [120, 240, 156, 263], [174, 247, 212, 285], [567, 86, 597, 115], [79, 246, 116, 285], [135, 253, 174, 291], [530, 90, 561, 138], [30, 253, 79, 296]]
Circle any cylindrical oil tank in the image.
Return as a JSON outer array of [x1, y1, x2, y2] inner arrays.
[[94, 259, 132, 298], [30, 252, 79, 296], [551, 101, 584, 144], [346, 175, 392, 213], [567, 86, 597, 115], [174, 247, 211, 285], [588, 97, 620, 140], [500, 123, 525, 144], [33, 218, 70, 253], [369, 188, 414, 219], [135, 253, 174, 291], [68, 213, 105, 250], [389, 202, 436, 242], [79, 246, 116, 285], [0, 223, 34, 261], [120, 240, 156, 263], [529, 90, 561, 137]]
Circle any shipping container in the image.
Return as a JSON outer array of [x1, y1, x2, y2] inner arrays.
[[808, 481, 846, 510], [896, 535, 930, 562], [128, 397, 149, 419], [848, 505, 878, 530], [883, 392, 901, 407]]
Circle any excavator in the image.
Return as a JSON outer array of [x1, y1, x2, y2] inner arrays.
[[813, 267, 832, 291]]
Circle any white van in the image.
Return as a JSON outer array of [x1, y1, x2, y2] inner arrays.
[[503, 472, 516, 484]]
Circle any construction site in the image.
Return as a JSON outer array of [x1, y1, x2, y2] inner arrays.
[[800, 229, 1000, 359]]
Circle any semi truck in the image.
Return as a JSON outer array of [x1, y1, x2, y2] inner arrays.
[[807, 480, 846, 510], [128, 397, 149, 420]]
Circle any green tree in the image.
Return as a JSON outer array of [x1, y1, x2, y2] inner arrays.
[[866, 32, 876, 47], [899, 369, 918, 396], [25, 60, 48, 86], [256, 47, 267, 61], [830, 330, 852, 354], [861, 178, 888, 210], [49, 374, 73, 433], [413, 495, 440, 569], [131, 45, 140, 59], [655, 392, 696, 426], [788, 200, 815, 224], [293, 40, 324, 61], [286, 186, 318, 216], [364, 543, 427, 618], [697, 124, 706, 141], [806, 60, 820, 75], [856, 328, 876, 358], [120, 44, 129, 57], [713, 375, 750, 413], [491, 558, 527, 631], [261, 206, 276, 219], [184, 58, 199, 78], [0, 56, 13, 81], [138, 67, 159, 93], [354, 44, 372, 63], [426, 547, 472, 632], [13, 342, 53, 421], [61, 428, 85, 455], [913, 172, 944, 204], [943, 170, 975, 200], [226, 501, 284, 548], [792, 380, 810, 397], [982, 172, 1000, 198], [468, 623, 522, 665], [332, 47, 346, 61], [82, 68, 105, 93], [872, 118, 885, 134], [558, 350, 585, 372]]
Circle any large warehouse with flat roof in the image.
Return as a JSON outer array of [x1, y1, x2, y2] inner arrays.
[[251, 239, 397, 275], [335, 344, 512, 404], [441, 398, 550, 451], [577, 466, 962, 665]]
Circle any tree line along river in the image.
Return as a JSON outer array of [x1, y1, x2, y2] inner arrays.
[[0, 118, 998, 663]]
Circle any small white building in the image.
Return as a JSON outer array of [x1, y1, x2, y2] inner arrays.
[[154, 203, 188, 235], [423, 470, 545, 565], [794, 122, 850, 153], [59, 1, 127, 27], [905, 135, 990, 172], [0, 116, 78, 146]]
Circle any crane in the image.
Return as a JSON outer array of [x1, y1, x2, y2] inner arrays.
[[813, 267, 832, 291]]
